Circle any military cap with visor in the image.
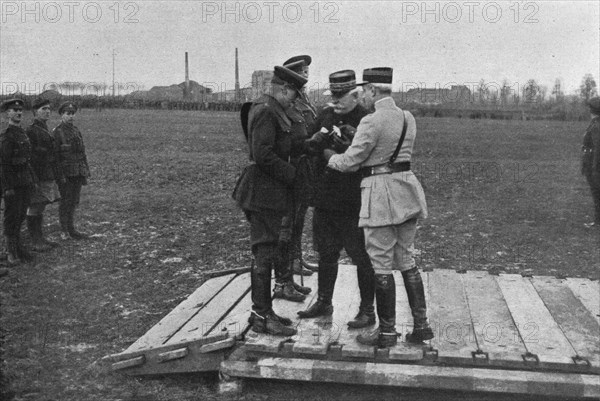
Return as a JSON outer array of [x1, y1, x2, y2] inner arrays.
[[323, 70, 365, 97], [588, 96, 600, 115], [0, 98, 24, 112], [271, 65, 308, 93], [32, 98, 50, 111], [58, 101, 78, 115], [283, 55, 312, 69], [362, 67, 393, 84]]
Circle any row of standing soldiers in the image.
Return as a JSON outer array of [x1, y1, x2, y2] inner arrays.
[[0, 98, 90, 267]]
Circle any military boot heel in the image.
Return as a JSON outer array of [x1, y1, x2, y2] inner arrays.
[[273, 282, 306, 302], [297, 299, 333, 318], [347, 308, 376, 329]]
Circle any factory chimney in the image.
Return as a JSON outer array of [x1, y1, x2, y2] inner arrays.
[[235, 48, 240, 103]]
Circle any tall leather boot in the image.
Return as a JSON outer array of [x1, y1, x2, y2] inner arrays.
[[27, 216, 52, 252], [402, 267, 434, 343], [5, 235, 21, 266], [297, 261, 337, 318], [68, 208, 89, 240], [59, 201, 70, 240], [356, 274, 397, 347], [348, 262, 376, 328], [38, 216, 58, 247]]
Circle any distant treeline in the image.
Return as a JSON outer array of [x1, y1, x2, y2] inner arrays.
[[0, 94, 593, 121]]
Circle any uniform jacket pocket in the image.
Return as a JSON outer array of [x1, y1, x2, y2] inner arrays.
[[359, 179, 372, 219]]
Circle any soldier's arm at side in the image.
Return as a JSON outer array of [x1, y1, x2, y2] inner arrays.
[[327, 115, 377, 172], [251, 105, 296, 186], [592, 120, 600, 180], [0, 137, 16, 193]]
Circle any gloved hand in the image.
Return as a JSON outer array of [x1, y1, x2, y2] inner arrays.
[[339, 124, 357, 140], [331, 134, 351, 153], [305, 128, 330, 154]]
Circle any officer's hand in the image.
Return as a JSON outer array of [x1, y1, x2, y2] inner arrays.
[[339, 124, 357, 140], [331, 134, 351, 153], [3, 189, 15, 197], [323, 149, 337, 161], [305, 130, 330, 154]]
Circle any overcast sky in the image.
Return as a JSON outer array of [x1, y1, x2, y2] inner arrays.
[[1, 0, 598, 95]]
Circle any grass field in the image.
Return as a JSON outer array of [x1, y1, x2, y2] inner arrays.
[[0, 109, 598, 401]]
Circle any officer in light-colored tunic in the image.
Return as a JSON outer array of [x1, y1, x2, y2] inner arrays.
[[582, 96, 600, 227], [325, 67, 433, 347], [53, 102, 91, 240]]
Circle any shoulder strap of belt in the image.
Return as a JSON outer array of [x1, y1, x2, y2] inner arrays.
[[389, 111, 408, 165]]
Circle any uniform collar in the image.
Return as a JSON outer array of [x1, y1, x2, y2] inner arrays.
[[374, 96, 396, 111]]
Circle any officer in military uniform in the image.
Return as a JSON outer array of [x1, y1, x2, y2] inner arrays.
[[326, 68, 433, 347], [298, 70, 376, 329], [582, 96, 600, 227], [53, 102, 91, 240], [1, 99, 37, 265], [26, 98, 62, 251], [282, 55, 318, 276], [233, 65, 310, 336]]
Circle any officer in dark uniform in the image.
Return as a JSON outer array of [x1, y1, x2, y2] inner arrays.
[[26, 98, 62, 251], [53, 102, 91, 240], [298, 70, 376, 328], [582, 96, 600, 227], [0, 99, 37, 265], [233, 65, 309, 336], [282, 55, 319, 276]]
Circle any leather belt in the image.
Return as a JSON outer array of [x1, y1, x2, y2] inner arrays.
[[359, 162, 411, 178]]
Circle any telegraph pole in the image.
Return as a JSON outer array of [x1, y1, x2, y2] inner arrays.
[[112, 49, 116, 97]]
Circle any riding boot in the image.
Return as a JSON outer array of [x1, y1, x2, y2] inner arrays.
[[38, 216, 58, 247], [356, 274, 397, 347], [5, 235, 21, 266], [249, 311, 297, 336], [349, 261, 376, 328], [16, 234, 33, 262], [68, 208, 89, 240], [402, 267, 434, 343], [27, 216, 52, 252], [298, 261, 337, 318]]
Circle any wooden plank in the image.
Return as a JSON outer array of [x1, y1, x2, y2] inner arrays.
[[428, 269, 476, 364], [462, 271, 526, 367], [124, 274, 236, 353], [167, 273, 251, 344], [203, 288, 253, 339], [220, 357, 600, 398], [496, 274, 576, 368], [292, 264, 356, 355], [566, 278, 600, 326], [531, 276, 600, 371], [338, 266, 374, 359], [244, 274, 318, 354]]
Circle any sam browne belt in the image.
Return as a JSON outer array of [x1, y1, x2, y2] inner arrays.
[[360, 161, 411, 178]]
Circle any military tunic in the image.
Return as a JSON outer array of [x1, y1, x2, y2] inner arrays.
[[26, 119, 62, 204], [0, 125, 36, 236]]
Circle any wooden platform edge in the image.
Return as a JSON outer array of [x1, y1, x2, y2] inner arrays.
[[220, 358, 600, 399]]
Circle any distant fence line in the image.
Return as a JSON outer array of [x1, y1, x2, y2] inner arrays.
[[0, 95, 591, 121]]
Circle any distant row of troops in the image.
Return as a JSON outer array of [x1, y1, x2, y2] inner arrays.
[[0, 98, 91, 267], [233, 55, 434, 347]]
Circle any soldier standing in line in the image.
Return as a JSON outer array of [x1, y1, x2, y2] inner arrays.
[[53, 102, 91, 240], [297, 70, 376, 329], [25, 98, 62, 251], [582, 96, 600, 227], [0, 99, 37, 265], [233, 65, 311, 336], [282, 55, 319, 276], [325, 68, 433, 347]]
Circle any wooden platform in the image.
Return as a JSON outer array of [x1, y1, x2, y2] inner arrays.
[[104, 267, 600, 398]]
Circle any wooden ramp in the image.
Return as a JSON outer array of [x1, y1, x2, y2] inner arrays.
[[105, 267, 600, 398]]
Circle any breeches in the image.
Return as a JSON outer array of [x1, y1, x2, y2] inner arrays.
[[364, 218, 418, 275]]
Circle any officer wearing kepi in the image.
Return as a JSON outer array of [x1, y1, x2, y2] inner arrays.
[[298, 70, 376, 329], [582, 96, 600, 227], [53, 102, 91, 240], [233, 65, 310, 336], [26, 98, 62, 251], [0, 99, 37, 265], [325, 68, 433, 347]]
